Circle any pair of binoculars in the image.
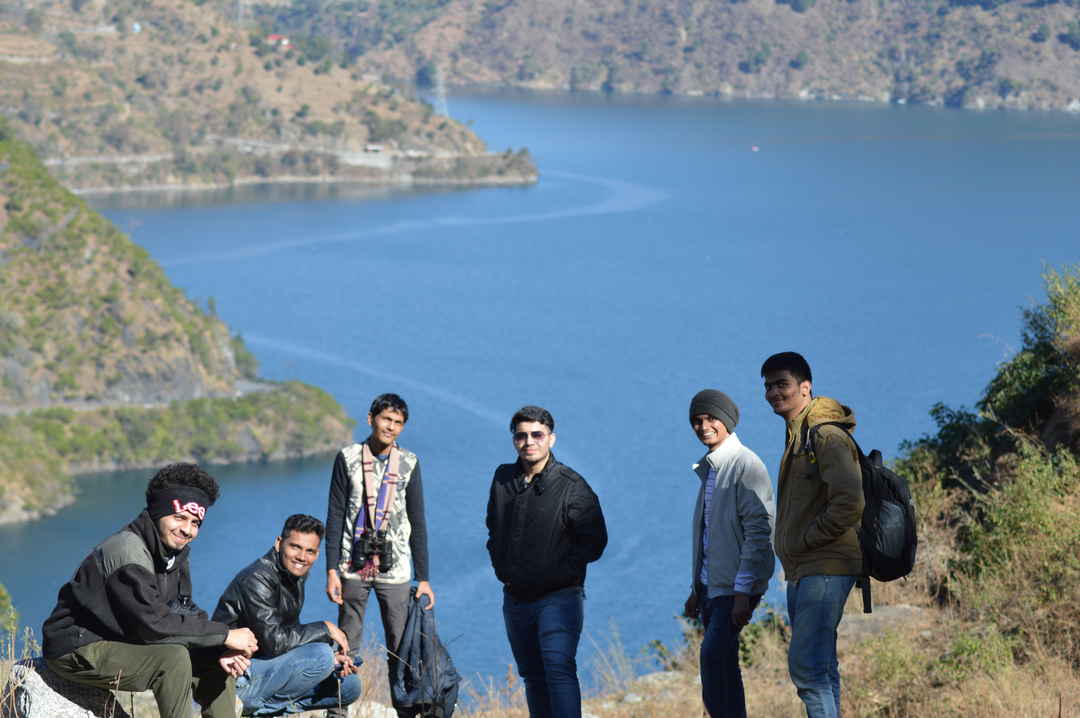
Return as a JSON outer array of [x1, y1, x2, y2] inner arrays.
[[353, 529, 394, 573]]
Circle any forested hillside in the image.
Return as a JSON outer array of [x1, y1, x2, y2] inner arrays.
[[0, 121, 356, 523], [253, 0, 1080, 111], [0, 0, 536, 191]]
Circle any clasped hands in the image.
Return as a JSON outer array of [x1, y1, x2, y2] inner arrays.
[[219, 627, 259, 677]]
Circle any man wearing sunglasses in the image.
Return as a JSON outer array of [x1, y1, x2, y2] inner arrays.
[[485, 405, 608, 718]]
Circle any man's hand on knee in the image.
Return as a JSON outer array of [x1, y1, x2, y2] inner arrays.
[[218, 650, 250, 678], [324, 621, 350, 654], [333, 651, 358, 676]]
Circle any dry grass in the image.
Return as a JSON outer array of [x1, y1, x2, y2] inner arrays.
[[3, 593, 1079, 718]]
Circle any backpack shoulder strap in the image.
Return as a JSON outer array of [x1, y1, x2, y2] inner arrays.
[[808, 422, 874, 614], [806, 421, 864, 463]]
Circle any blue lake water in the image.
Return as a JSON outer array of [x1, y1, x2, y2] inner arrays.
[[2, 93, 1078, 690]]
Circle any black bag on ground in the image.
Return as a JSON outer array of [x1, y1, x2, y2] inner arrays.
[[391, 587, 461, 718], [808, 422, 918, 613]]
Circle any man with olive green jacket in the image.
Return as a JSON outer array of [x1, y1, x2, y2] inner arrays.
[[761, 352, 863, 718]]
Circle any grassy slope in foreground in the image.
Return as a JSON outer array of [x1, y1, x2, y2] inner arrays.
[[0, 121, 355, 524]]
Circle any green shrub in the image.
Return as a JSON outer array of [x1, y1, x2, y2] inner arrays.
[[898, 266, 1080, 494], [1060, 22, 1080, 51], [232, 334, 259, 379], [24, 8, 44, 33], [739, 46, 771, 74], [0, 582, 17, 637], [738, 606, 788, 668], [979, 267, 1080, 429], [933, 627, 1014, 684]]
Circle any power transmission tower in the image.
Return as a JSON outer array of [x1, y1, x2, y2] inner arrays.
[[434, 61, 450, 117]]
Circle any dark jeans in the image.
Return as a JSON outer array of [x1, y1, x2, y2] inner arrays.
[[502, 586, 584, 718], [237, 642, 361, 716], [47, 641, 234, 718], [699, 594, 762, 718]]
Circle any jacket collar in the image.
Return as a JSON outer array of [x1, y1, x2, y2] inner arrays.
[[516, 452, 560, 489], [265, 547, 305, 587], [128, 510, 188, 572], [785, 396, 856, 451], [691, 433, 743, 476]]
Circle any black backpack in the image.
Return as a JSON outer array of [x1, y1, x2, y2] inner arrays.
[[806, 422, 918, 614]]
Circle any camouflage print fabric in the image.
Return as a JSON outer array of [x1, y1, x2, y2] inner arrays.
[[337, 442, 417, 585]]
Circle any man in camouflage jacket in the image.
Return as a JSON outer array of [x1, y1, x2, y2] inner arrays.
[[324, 393, 433, 718]]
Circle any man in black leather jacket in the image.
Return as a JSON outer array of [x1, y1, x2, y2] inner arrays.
[[486, 405, 607, 718], [214, 514, 361, 716]]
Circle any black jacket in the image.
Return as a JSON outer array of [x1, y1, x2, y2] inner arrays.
[[212, 548, 330, 659], [43, 511, 229, 660], [485, 455, 608, 602], [391, 589, 460, 717]]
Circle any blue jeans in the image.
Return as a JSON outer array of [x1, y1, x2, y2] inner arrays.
[[699, 594, 761, 718], [502, 586, 584, 718], [236, 642, 361, 717], [786, 575, 857, 718]]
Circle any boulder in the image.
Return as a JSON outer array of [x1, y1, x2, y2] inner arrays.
[[1, 658, 131, 718]]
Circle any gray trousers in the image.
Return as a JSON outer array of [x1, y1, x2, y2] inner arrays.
[[47, 641, 235, 718], [327, 578, 411, 718]]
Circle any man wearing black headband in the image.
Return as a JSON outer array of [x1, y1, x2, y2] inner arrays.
[[43, 463, 259, 718]]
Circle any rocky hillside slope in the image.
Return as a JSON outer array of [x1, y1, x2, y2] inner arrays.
[[259, 0, 1080, 112], [0, 121, 356, 524], [0, 0, 536, 192]]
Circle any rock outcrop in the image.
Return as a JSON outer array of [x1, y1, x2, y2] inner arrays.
[[2, 658, 131, 718]]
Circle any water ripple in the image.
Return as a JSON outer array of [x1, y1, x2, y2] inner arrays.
[[161, 171, 667, 267]]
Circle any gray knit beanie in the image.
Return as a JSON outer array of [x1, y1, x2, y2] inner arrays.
[[689, 390, 739, 433]]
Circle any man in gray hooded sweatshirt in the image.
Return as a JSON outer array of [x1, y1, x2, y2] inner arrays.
[[683, 389, 775, 718]]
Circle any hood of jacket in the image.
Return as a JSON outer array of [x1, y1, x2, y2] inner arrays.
[[128, 509, 188, 573], [787, 397, 856, 454]]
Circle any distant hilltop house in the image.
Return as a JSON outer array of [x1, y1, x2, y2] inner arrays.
[[265, 34, 290, 49]]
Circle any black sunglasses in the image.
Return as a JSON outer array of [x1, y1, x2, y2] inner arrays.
[[512, 430, 548, 442]]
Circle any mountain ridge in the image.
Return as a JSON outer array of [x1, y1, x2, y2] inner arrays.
[[0, 0, 537, 192], [258, 0, 1080, 112]]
